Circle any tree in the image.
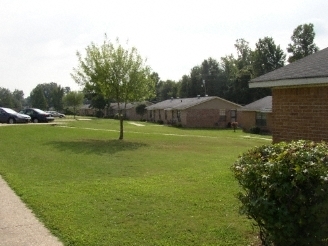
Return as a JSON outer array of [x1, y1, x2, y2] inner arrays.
[[30, 86, 48, 109], [29, 83, 64, 110], [250, 37, 286, 100], [157, 80, 178, 101], [178, 75, 191, 98], [150, 72, 161, 101], [63, 91, 84, 118], [64, 87, 71, 94], [135, 104, 147, 120], [220, 54, 239, 101], [287, 23, 319, 63], [234, 38, 252, 70], [0, 88, 15, 108], [220, 39, 255, 104], [12, 89, 24, 109], [83, 81, 109, 117], [71, 36, 155, 140], [51, 85, 65, 111], [252, 37, 286, 77]]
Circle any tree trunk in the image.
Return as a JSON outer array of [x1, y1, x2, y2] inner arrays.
[[119, 111, 124, 140]]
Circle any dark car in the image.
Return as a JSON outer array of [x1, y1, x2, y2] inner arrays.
[[0, 107, 31, 124], [46, 111, 65, 118], [20, 108, 54, 123]]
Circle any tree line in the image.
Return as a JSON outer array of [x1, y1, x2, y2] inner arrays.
[[0, 82, 84, 115], [155, 23, 319, 105], [0, 23, 318, 112]]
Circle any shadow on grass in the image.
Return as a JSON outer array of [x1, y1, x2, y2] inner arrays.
[[47, 139, 148, 155]]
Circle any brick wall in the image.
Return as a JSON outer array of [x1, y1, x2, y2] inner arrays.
[[185, 109, 236, 128], [272, 85, 328, 143], [238, 111, 256, 131], [238, 111, 273, 133]]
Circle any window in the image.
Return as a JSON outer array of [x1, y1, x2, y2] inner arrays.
[[177, 110, 181, 122], [219, 109, 226, 121], [256, 112, 267, 126], [159, 110, 161, 120], [165, 111, 167, 120], [230, 110, 237, 122]]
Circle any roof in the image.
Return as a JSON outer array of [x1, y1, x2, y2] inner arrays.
[[146, 96, 241, 111], [249, 47, 328, 88], [80, 104, 91, 109], [239, 96, 272, 113], [110, 101, 153, 110]]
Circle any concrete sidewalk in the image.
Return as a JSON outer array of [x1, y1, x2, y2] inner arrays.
[[0, 176, 63, 246]]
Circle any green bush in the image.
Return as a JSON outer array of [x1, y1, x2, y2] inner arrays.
[[231, 140, 328, 245], [157, 119, 164, 125], [250, 126, 261, 134]]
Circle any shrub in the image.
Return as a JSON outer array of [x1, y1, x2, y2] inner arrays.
[[64, 108, 74, 115], [231, 140, 328, 245], [250, 126, 261, 134], [95, 110, 104, 118], [157, 119, 164, 125]]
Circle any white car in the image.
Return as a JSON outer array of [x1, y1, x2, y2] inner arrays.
[[46, 111, 65, 118]]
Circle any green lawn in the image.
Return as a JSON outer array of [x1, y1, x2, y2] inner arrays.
[[0, 119, 271, 245]]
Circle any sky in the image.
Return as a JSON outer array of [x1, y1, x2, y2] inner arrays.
[[1, 0, 327, 97]]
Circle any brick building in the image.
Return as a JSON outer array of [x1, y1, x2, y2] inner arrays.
[[249, 47, 328, 143], [238, 96, 273, 133], [146, 96, 241, 128]]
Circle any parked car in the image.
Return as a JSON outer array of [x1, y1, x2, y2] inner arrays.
[[46, 111, 65, 118], [19, 108, 54, 123], [0, 107, 31, 124]]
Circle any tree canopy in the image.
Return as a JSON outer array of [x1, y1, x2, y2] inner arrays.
[[71, 36, 155, 139], [29, 82, 65, 110], [287, 23, 319, 63], [252, 37, 286, 77], [0, 88, 24, 109], [4, 23, 319, 113]]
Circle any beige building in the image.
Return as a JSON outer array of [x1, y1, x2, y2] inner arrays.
[[146, 96, 241, 128], [249, 47, 328, 143]]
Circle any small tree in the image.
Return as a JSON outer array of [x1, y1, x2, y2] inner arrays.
[[71, 36, 155, 140], [232, 140, 328, 245], [63, 91, 84, 118]]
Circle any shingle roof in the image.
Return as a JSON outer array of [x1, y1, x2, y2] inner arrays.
[[249, 47, 328, 88], [239, 96, 272, 113], [110, 101, 153, 110], [146, 96, 241, 110]]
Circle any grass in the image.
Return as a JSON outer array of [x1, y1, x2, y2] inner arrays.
[[0, 119, 271, 245]]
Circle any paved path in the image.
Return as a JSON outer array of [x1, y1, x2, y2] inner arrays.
[[0, 176, 63, 246]]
